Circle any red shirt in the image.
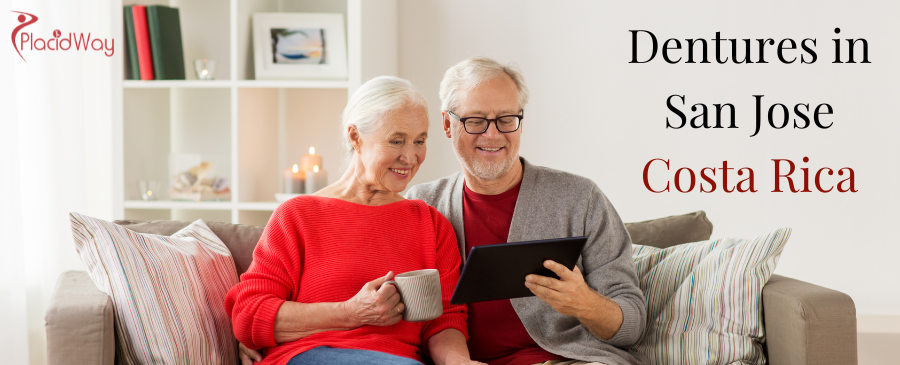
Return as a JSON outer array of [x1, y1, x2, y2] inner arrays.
[[225, 196, 467, 365], [463, 182, 566, 365]]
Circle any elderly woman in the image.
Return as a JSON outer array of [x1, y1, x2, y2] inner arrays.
[[225, 76, 481, 365]]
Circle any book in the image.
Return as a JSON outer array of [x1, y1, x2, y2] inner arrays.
[[147, 5, 186, 80], [123, 5, 140, 80], [131, 5, 154, 80]]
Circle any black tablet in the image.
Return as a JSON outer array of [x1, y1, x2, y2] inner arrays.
[[450, 236, 587, 304]]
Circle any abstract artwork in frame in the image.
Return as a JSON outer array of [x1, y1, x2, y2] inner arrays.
[[253, 13, 347, 80]]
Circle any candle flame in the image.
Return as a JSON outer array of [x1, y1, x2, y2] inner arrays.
[[309, 147, 315, 154], [147, 191, 153, 196], [201, 70, 208, 75], [292, 164, 299, 173], [313, 165, 319, 173]]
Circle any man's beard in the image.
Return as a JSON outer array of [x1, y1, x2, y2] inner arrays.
[[453, 142, 516, 181]]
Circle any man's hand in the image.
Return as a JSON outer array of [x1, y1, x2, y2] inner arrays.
[[525, 260, 624, 340], [341, 271, 405, 327], [238, 342, 262, 365], [524, 260, 600, 318]]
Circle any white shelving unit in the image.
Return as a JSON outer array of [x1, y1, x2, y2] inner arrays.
[[123, 200, 280, 211], [123, 80, 350, 89], [114, 0, 398, 226]]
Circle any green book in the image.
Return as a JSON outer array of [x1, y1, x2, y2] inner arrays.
[[123, 5, 140, 80], [146, 5, 186, 80]]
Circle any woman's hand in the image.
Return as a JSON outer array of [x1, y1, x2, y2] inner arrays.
[[238, 342, 263, 365], [445, 358, 488, 365], [342, 271, 404, 327], [427, 328, 486, 365]]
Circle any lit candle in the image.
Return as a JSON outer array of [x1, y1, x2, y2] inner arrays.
[[193, 59, 216, 80], [282, 164, 304, 194], [139, 180, 159, 201], [300, 147, 323, 176], [304, 165, 328, 194]]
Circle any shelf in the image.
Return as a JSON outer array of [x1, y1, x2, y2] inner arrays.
[[124, 200, 233, 210], [234, 80, 349, 89], [123, 80, 233, 89], [124, 200, 281, 211], [124, 80, 349, 89], [235, 202, 282, 211]]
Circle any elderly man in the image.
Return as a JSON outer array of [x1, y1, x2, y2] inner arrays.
[[405, 57, 647, 365]]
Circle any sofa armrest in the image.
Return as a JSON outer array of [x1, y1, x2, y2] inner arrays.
[[762, 274, 857, 365], [45, 270, 115, 365]]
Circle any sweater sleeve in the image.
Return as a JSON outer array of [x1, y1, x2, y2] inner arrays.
[[225, 203, 303, 349], [582, 183, 647, 347], [420, 206, 468, 344]]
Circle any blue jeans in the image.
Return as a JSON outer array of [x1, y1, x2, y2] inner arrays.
[[287, 346, 424, 365]]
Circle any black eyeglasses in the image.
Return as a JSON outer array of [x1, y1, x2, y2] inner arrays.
[[447, 110, 524, 134]]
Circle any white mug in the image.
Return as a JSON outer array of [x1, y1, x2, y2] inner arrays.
[[384, 269, 442, 322]]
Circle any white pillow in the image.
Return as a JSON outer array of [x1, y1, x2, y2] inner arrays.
[[70, 212, 239, 365], [632, 228, 791, 365]]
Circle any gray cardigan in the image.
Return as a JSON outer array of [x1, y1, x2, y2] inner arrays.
[[406, 158, 647, 365]]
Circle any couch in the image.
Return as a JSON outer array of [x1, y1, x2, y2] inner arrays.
[[45, 211, 858, 364]]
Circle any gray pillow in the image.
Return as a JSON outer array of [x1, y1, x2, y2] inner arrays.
[[114, 219, 263, 275], [624, 211, 713, 249]]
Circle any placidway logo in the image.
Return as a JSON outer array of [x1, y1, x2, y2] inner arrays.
[[11, 11, 114, 62]]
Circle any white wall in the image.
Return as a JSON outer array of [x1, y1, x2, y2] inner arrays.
[[0, 0, 117, 363], [398, 0, 900, 322]]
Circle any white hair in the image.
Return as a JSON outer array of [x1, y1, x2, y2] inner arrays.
[[340, 76, 428, 154], [439, 57, 530, 112]]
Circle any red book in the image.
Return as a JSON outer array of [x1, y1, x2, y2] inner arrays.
[[131, 5, 154, 80]]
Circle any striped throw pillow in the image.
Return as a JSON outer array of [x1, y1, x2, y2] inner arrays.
[[70, 212, 240, 365], [632, 228, 791, 365]]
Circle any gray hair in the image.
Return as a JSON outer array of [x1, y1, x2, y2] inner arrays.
[[340, 76, 428, 154], [439, 56, 530, 112]]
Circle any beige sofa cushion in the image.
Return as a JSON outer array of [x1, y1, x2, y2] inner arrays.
[[115, 210, 712, 275], [625, 210, 713, 249]]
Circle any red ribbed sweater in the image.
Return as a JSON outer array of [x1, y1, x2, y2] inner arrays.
[[225, 196, 467, 365]]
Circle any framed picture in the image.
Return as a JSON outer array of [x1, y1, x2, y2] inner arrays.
[[252, 13, 347, 80]]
